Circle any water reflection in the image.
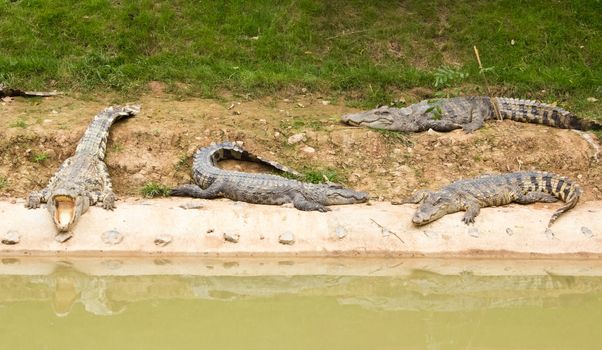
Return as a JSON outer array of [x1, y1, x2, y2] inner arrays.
[[1, 258, 601, 317]]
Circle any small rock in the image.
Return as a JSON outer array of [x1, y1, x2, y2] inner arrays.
[[287, 133, 306, 145], [335, 226, 347, 239], [581, 226, 594, 238], [55, 233, 73, 243], [227, 103, 235, 110], [154, 234, 173, 247], [101, 230, 123, 245], [206, 229, 214, 234], [223, 232, 240, 243], [301, 146, 315, 154], [232, 110, 241, 115], [587, 97, 598, 103], [2, 230, 20, 245], [296, 103, 305, 108], [468, 227, 479, 238], [279, 231, 295, 245], [505, 228, 514, 236], [179, 202, 204, 210], [321, 100, 331, 105]]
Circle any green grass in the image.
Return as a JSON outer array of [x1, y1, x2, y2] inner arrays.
[[303, 169, 343, 184], [9, 119, 27, 128], [0, 176, 7, 190], [32, 151, 49, 163], [140, 182, 170, 198], [375, 129, 413, 147], [0, 0, 600, 115]]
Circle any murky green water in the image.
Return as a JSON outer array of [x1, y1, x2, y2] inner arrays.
[[0, 258, 601, 349]]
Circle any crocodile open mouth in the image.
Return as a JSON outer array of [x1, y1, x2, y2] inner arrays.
[[54, 196, 75, 231]]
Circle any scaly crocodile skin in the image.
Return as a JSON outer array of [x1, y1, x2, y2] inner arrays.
[[171, 142, 368, 212]]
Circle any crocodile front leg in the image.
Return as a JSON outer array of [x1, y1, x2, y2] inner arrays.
[[461, 200, 481, 224], [97, 161, 116, 210], [399, 190, 432, 204], [26, 188, 50, 209], [26, 157, 73, 209], [292, 195, 330, 212]]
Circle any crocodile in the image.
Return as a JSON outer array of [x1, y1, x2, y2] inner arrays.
[[170, 142, 369, 211], [341, 96, 601, 133], [26, 105, 140, 233], [0, 83, 62, 98], [402, 171, 580, 227]]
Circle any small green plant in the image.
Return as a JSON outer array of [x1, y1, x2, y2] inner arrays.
[[0, 176, 7, 190], [303, 169, 342, 184], [140, 182, 171, 198], [424, 104, 444, 120], [111, 144, 124, 153], [375, 129, 413, 146], [433, 66, 468, 87], [9, 119, 27, 128], [32, 151, 49, 163], [175, 154, 190, 171]]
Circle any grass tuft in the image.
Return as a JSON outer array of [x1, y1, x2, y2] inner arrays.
[[9, 119, 27, 128], [140, 182, 171, 198], [32, 151, 49, 163], [303, 169, 342, 184], [0, 176, 7, 190]]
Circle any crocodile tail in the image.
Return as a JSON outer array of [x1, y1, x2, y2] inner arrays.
[[517, 171, 581, 227], [202, 141, 302, 177], [494, 97, 600, 130], [75, 105, 140, 159]]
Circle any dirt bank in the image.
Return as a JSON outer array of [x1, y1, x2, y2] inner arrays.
[[1, 93, 601, 203]]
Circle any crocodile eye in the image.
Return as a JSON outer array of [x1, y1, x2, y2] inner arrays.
[[432, 197, 444, 205]]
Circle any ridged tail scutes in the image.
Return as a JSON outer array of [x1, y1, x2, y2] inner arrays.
[[495, 97, 598, 130], [75, 105, 140, 158]]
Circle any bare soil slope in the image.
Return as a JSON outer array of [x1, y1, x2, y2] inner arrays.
[[1, 93, 600, 202]]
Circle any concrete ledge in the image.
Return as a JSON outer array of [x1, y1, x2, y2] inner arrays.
[[0, 198, 601, 258]]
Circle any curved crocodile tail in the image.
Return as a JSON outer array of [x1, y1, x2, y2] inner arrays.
[[493, 97, 601, 131], [74, 105, 140, 159], [195, 141, 302, 178], [516, 171, 581, 227]]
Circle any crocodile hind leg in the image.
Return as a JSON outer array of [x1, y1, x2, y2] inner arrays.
[[170, 183, 222, 199], [515, 192, 559, 204], [292, 195, 330, 212]]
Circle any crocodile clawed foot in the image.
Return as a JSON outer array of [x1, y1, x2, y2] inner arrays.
[[26, 193, 42, 209], [462, 216, 475, 225], [102, 193, 116, 210]]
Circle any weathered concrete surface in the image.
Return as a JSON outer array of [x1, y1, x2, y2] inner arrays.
[[0, 198, 600, 257]]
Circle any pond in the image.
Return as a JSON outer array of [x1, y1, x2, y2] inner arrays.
[[0, 258, 600, 349]]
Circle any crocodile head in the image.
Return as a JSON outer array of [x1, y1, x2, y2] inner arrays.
[[341, 106, 407, 130], [47, 187, 90, 232], [411, 192, 456, 225], [315, 185, 369, 206]]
